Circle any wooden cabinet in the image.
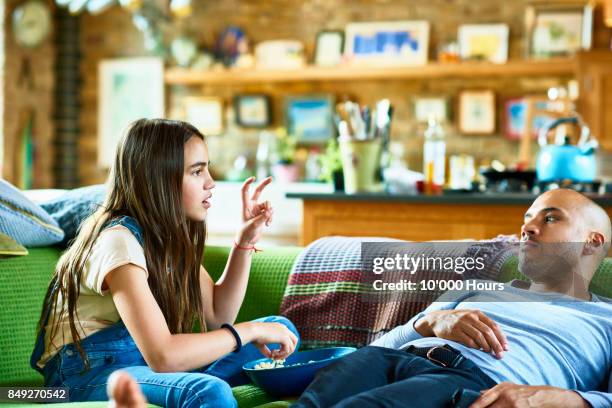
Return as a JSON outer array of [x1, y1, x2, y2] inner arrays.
[[293, 194, 612, 246], [577, 51, 612, 152]]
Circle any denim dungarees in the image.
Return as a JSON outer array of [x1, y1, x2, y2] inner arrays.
[[30, 216, 300, 407]]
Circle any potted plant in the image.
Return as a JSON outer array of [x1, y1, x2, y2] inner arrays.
[[271, 127, 300, 183], [318, 139, 344, 191]]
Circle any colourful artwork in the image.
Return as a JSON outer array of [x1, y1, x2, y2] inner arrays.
[[344, 21, 430, 66], [505, 99, 553, 141], [458, 24, 509, 63], [285, 95, 334, 144], [98, 58, 164, 168]]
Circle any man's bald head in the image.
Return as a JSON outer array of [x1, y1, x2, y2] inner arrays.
[[520, 189, 611, 289], [536, 188, 611, 257]]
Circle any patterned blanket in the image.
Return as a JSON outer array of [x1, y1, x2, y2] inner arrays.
[[280, 236, 517, 349]]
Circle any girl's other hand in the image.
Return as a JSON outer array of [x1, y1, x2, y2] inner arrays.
[[238, 177, 274, 246], [250, 322, 298, 360]]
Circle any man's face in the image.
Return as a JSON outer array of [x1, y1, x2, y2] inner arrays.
[[519, 190, 586, 282]]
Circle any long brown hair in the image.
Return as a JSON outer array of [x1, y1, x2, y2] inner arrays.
[[37, 118, 207, 370]]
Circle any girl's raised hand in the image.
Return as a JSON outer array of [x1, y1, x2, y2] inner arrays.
[[238, 177, 274, 246]]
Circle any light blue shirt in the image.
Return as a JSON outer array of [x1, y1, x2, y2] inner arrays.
[[370, 281, 612, 408]]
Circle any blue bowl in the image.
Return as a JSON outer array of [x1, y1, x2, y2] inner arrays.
[[243, 347, 356, 397]]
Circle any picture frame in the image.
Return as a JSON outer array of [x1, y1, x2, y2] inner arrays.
[[285, 94, 335, 144], [525, 2, 593, 58], [98, 57, 164, 168], [412, 96, 450, 123], [458, 90, 496, 135], [314, 30, 345, 67], [183, 97, 224, 136], [233, 94, 272, 128], [458, 24, 509, 63], [344, 20, 430, 66], [504, 98, 554, 141]]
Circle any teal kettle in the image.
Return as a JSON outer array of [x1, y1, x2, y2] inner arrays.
[[536, 116, 598, 183]]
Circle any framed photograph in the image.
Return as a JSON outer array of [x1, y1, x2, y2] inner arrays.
[[504, 98, 554, 140], [233, 94, 271, 128], [458, 90, 496, 135], [183, 97, 224, 136], [285, 95, 334, 144], [458, 24, 509, 63], [525, 2, 593, 58], [344, 20, 430, 66], [412, 96, 450, 123], [98, 57, 164, 168], [314, 30, 345, 67]]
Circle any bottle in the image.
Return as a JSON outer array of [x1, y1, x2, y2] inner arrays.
[[256, 131, 272, 180], [423, 116, 446, 194]]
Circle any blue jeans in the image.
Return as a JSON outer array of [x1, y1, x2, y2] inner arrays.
[[42, 316, 300, 407], [292, 346, 496, 408]]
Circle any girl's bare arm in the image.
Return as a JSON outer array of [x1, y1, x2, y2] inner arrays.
[[107, 263, 297, 371], [106, 263, 256, 372], [201, 249, 253, 328], [202, 177, 274, 326]]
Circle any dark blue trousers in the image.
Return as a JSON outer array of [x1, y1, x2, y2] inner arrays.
[[293, 346, 496, 408]]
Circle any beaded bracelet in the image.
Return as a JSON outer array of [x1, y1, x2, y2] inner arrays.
[[221, 323, 242, 353]]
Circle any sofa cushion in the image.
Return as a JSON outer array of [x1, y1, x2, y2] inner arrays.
[[498, 255, 612, 299], [204, 245, 302, 323], [39, 184, 106, 247], [0, 247, 62, 387], [0, 232, 28, 257], [0, 179, 64, 247], [280, 236, 517, 349]]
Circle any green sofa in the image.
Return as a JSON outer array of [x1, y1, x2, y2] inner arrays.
[[0, 246, 302, 408], [1, 245, 610, 408]]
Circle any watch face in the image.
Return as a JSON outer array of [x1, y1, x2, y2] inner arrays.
[[12, 1, 52, 48]]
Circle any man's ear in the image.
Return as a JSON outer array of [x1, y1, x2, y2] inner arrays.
[[583, 232, 605, 255]]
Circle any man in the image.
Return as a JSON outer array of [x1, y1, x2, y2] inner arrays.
[[293, 189, 612, 408]]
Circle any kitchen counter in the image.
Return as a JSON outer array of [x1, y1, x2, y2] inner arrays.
[[286, 191, 612, 206], [287, 191, 612, 245]]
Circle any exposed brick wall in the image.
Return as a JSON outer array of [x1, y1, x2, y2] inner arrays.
[[54, 9, 81, 188], [75, 0, 611, 185], [2, 0, 55, 188]]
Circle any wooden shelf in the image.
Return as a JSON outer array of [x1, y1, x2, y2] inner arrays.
[[165, 58, 576, 85]]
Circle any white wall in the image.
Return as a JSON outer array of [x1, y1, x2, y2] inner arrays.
[[206, 181, 332, 247]]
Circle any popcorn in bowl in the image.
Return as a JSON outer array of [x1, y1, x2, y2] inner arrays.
[[243, 347, 357, 396]]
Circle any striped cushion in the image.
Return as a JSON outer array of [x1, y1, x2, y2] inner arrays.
[[280, 236, 516, 349], [0, 180, 64, 247]]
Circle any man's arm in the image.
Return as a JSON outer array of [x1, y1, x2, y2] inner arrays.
[[469, 383, 607, 408], [575, 372, 612, 408], [575, 390, 612, 408], [370, 287, 508, 357], [369, 301, 458, 348]]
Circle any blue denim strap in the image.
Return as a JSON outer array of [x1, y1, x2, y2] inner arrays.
[[102, 215, 144, 247], [29, 281, 58, 374], [30, 215, 145, 374]]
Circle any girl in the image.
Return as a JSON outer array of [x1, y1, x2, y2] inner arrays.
[[30, 119, 299, 407]]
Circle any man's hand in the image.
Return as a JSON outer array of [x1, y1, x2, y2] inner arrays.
[[470, 382, 590, 408], [415, 309, 508, 359]]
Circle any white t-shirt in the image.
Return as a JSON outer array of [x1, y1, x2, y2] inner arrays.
[[37, 225, 147, 368]]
